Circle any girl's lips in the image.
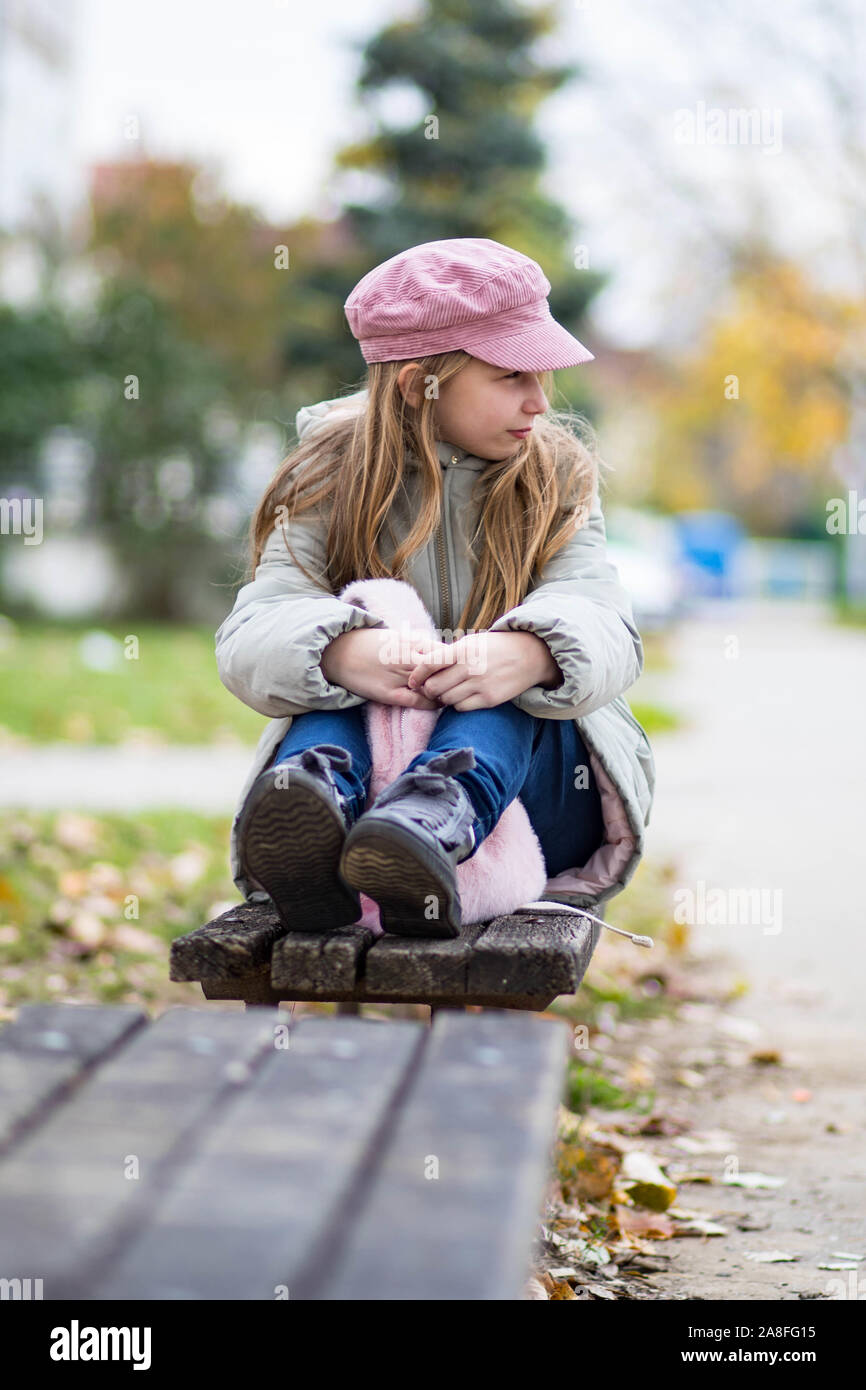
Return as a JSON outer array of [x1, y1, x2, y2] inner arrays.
[[508, 428, 532, 438]]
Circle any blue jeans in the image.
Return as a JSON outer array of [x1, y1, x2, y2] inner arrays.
[[270, 701, 605, 878]]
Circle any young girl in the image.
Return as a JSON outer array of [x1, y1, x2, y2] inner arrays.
[[216, 237, 655, 939]]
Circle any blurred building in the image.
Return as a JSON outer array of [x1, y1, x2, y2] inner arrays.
[[0, 0, 80, 233], [0, 0, 85, 309]]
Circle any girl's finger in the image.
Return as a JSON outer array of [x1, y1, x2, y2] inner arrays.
[[388, 687, 439, 710], [409, 645, 457, 670], [408, 656, 456, 687], [424, 667, 472, 698], [434, 679, 481, 707]]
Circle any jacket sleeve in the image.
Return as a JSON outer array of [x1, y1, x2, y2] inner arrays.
[[215, 503, 386, 719], [487, 488, 644, 720]]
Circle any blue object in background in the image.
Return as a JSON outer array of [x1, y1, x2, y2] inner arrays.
[[673, 511, 747, 598]]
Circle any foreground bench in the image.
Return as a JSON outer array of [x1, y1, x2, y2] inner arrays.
[[170, 902, 603, 1012], [0, 1002, 569, 1300]]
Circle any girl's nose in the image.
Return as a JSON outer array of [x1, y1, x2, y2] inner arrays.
[[524, 382, 549, 415]]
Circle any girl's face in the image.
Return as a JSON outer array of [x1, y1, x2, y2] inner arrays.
[[400, 355, 550, 461]]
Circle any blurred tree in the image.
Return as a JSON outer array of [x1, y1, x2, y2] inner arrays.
[[0, 303, 78, 490], [2, 1, 608, 620], [283, 0, 606, 412], [87, 160, 292, 414], [75, 276, 236, 619], [645, 257, 855, 534]]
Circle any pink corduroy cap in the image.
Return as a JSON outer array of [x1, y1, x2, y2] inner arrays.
[[344, 237, 594, 371]]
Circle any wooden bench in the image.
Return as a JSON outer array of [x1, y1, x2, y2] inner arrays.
[[0, 1002, 569, 1300], [169, 902, 603, 1014]]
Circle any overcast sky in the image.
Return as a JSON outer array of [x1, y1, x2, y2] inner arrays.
[[69, 0, 859, 349]]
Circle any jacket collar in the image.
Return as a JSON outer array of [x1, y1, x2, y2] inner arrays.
[[409, 438, 487, 471]]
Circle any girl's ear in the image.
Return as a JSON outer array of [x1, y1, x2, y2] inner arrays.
[[396, 361, 425, 407]]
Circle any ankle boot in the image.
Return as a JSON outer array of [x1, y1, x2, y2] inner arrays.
[[338, 747, 478, 939], [237, 743, 362, 932]]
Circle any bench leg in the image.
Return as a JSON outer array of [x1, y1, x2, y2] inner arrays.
[[336, 1002, 362, 1017]]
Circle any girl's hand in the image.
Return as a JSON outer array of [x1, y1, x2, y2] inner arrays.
[[406, 631, 562, 711], [320, 627, 444, 709]]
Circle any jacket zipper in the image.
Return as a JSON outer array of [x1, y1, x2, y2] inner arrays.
[[435, 456, 457, 635]]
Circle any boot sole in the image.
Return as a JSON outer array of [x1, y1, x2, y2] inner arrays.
[[238, 767, 361, 933], [339, 817, 462, 939]]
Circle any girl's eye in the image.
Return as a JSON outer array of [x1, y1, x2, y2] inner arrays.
[[503, 371, 521, 379]]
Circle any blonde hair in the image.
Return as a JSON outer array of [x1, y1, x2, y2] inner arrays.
[[247, 349, 605, 633]]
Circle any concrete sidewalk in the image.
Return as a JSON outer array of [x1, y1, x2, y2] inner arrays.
[[0, 743, 254, 814], [635, 596, 865, 1033]]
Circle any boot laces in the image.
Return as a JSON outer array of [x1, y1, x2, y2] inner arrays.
[[372, 746, 477, 850], [273, 743, 357, 821]]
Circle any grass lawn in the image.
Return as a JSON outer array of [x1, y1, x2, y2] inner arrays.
[[0, 617, 679, 744], [0, 808, 241, 1016], [0, 619, 265, 745], [0, 802, 687, 1095], [834, 599, 866, 629]]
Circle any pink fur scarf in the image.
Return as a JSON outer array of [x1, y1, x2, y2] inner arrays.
[[338, 577, 549, 935]]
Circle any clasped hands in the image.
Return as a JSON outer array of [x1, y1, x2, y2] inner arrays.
[[320, 625, 562, 713]]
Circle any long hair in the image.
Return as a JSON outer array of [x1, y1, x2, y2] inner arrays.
[[246, 349, 606, 634]]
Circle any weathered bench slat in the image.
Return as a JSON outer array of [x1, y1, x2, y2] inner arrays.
[[0, 1007, 278, 1296], [0, 1003, 146, 1155], [311, 1009, 570, 1301], [170, 903, 286, 979], [81, 1016, 428, 1300], [171, 903, 601, 1009], [468, 911, 600, 1000], [361, 919, 491, 997], [269, 925, 376, 994]]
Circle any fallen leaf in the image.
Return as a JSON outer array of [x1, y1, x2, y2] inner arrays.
[[58, 869, 91, 897], [625, 1059, 654, 1087], [744, 1250, 799, 1263], [670, 1123, 733, 1156], [66, 912, 108, 950], [674, 1068, 706, 1088], [636, 1112, 692, 1137], [615, 1206, 676, 1239], [672, 1217, 729, 1237], [169, 847, 210, 889], [750, 1048, 782, 1064], [555, 1138, 620, 1203], [109, 925, 167, 956], [54, 813, 101, 853], [618, 1150, 677, 1211], [715, 1015, 762, 1041], [46, 899, 74, 927], [585, 1127, 634, 1155], [0, 877, 19, 904], [722, 1171, 786, 1189]]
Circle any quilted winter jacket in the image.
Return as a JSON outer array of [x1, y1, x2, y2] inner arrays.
[[215, 389, 656, 915]]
